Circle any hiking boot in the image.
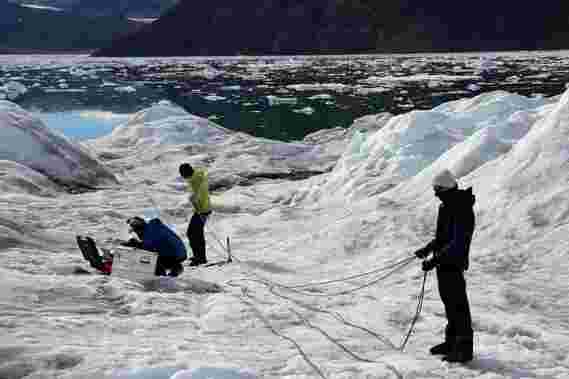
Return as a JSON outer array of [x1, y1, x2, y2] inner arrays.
[[442, 336, 473, 363], [429, 342, 451, 355], [168, 263, 184, 277]]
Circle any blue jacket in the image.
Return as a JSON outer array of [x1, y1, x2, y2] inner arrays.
[[142, 219, 187, 260]]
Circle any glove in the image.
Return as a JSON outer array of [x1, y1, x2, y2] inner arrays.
[[120, 238, 139, 247], [414, 247, 430, 259], [422, 258, 438, 272]]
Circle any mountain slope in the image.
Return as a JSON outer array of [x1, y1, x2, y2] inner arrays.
[[93, 0, 569, 57], [0, 2, 143, 51], [11, 0, 178, 17]]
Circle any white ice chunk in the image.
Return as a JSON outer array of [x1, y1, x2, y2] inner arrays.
[[115, 86, 137, 93], [467, 83, 481, 91], [293, 106, 315, 115], [361, 74, 478, 85], [308, 94, 333, 100], [355, 87, 389, 95], [266, 95, 297, 106], [221, 85, 241, 91], [204, 95, 226, 101], [287, 83, 350, 92]]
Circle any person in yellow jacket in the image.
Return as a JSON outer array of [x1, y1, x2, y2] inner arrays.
[[179, 163, 211, 266]]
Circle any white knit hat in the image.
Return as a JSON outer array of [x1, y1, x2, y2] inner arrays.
[[432, 169, 457, 189]]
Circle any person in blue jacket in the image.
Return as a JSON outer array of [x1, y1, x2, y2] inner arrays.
[[121, 216, 188, 277], [414, 169, 475, 363]]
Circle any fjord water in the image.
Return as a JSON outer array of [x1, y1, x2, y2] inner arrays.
[[2, 52, 569, 141]]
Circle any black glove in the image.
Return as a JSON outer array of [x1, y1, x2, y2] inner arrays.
[[422, 258, 438, 272], [414, 247, 430, 259], [120, 238, 142, 248], [119, 239, 131, 247]]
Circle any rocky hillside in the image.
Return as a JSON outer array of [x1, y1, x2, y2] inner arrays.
[[93, 0, 569, 57], [0, 2, 144, 52], [9, 0, 178, 17]]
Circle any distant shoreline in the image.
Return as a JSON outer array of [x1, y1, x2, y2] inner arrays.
[[1, 47, 568, 57], [0, 48, 95, 55]]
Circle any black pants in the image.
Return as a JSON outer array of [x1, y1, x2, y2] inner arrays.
[[155, 255, 186, 277], [437, 268, 473, 340], [187, 212, 208, 263]]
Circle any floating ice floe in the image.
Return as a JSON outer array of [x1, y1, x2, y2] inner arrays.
[[115, 86, 137, 93], [361, 74, 479, 85], [287, 83, 350, 92], [266, 95, 297, 106], [293, 107, 315, 115], [189, 68, 224, 80], [102, 81, 119, 87], [221, 85, 241, 91], [355, 87, 389, 95], [467, 83, 481, 92], [204, 95, 226, 101], [43, 88, 86, 93], [308, 94, 333, 100]]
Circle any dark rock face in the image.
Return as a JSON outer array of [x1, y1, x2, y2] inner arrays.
[[0, 2, 143, 51], [93, 0, 569, 57], [11, 0, 178, 17]]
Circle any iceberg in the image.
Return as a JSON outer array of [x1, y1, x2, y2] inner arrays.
[[94, 100, 231, 147], [0, 101, 117, 190]]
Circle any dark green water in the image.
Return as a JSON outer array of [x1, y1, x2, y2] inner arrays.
[[2, 53, 569, 141]]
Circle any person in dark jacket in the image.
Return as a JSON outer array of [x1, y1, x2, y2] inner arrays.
[[122, 216, 188, 277], [415, 169, 475, 363]]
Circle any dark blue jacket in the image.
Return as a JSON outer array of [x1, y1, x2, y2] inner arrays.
[[426, 188, 476, 270], [142, 219, 187, 260]]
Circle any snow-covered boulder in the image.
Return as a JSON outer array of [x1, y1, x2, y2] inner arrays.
[[0, 100, 117, 190]]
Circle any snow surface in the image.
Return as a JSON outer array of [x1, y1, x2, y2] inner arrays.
[[19, 3, 64, 12], [1, 88, 569, 378]]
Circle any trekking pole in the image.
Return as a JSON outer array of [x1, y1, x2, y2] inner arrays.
[[227, 236, 233, 262]]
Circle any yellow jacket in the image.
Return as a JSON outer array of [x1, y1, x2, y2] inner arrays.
[[186, 168, 211, 214]]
